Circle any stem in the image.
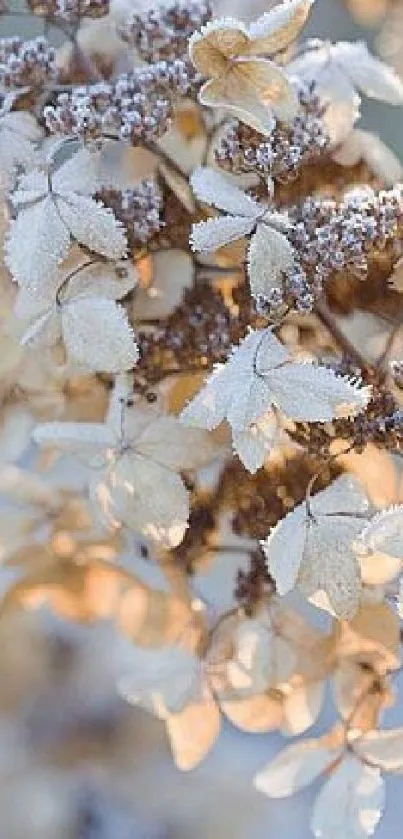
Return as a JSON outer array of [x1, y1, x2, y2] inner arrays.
[[315, 299, 373, 374]]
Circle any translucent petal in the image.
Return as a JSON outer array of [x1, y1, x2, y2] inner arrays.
[[255, 739, 340, 798], [311, 755, 384, 839], [334, 41, 403, 104], [355, 729, 403, 773]]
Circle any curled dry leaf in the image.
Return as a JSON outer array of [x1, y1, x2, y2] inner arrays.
[[189, 1, 315, 134]]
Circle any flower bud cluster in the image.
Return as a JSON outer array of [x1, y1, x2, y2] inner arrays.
[[0, 36, 56, 89], [119, 0, 212, 62], [45, 60, 200, 143]]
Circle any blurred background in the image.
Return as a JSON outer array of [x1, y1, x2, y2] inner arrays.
[[0, 1, 402, 837]]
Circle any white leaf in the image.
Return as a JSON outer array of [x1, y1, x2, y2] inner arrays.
[[54, 193, 127, 260], [190, 215, 256, 253], [311, 755, 384, 839], [335, 41, 403, 105], [232, 411, 287, 473], [0, 111, 41, 188], [357, 506, 403, 560], [248, 224, 295, 300], [135, 416, 215, 471], [262, 503, 307, 595], [182, 329, 286, 434], [93, 453, 190, 548], [255, 739, 339, 798], [52, 146, 101, 195], [62, 297, 139, 373], [191, 167, 261, 218], [263, 476, 369, 616], [267, 364, 371, 422], [355, 729, 403, 773], [6, 196, 71, 293]]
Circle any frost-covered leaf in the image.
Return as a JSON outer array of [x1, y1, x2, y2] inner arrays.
[[182, 329, 370, 473], [191, 167, 261, 218], [62, 297, 139, 373], [266, 363, 371, 422], [232, 411, 288, 473], [355, 729, 403, 773], [16, 258, 139, 374], [255, 738, 340, 798], [311, 754, 384, 839], [0, 110, 41, 189], [54, 194, 127, 260], [190, 215, 256, 253], [262, 476, 370, 617], [356, 506, 403, 561], [6, 148, 127, 294], [6, 196, 71, 296], [248, 225, 296, 301]]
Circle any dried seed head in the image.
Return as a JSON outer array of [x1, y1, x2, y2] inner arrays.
[[120, 0, 212, 62], [0, 36, 57, 89]]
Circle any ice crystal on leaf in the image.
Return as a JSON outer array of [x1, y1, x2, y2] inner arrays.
[[189, 1, 315, 134], [190, 166, 303, 307], [6, 146, 127, 296], [32, 377, 216, 548], [16, 256, 139, 373], [181, 329, 371, 472]]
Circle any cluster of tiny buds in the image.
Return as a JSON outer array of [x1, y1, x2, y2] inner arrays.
[[119, 0, 212, 62], [45, 60, 199, 143], [287, 185, 403, 307], [215, 84, 328, 185], [0, 36, 57, 89], [28, 0, 108, 22], [96, 179, 164, 251]]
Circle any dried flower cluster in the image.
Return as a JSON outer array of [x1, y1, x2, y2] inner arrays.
[[0, 0, 403, 837]]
